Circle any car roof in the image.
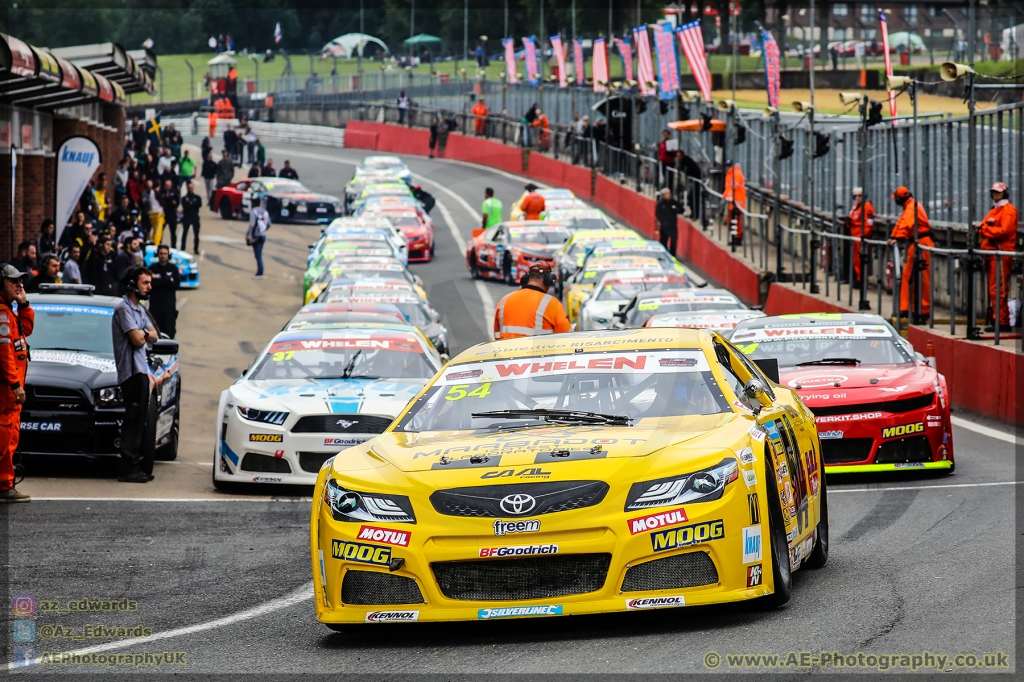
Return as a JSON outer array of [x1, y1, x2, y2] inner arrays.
[[28, 293, 121, 308], [448, 328, 713, 364], [498, 220, 562, 229], [582, 256, 664, 269], [596, 272, 688, 286], [634, 288, 736, 302], [567, 229, 641, 242], [287, 314, 410, 327], [298, 302, 406, 315], [738, 313, 887, 329]]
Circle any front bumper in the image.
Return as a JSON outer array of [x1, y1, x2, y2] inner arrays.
[[17, 407, 124, 458], [311, 480, 775, 624], [813, 404, 954, 472]]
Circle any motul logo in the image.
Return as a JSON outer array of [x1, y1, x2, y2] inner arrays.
[[357, 525, 411, 547], [627, 507, 688, 535]]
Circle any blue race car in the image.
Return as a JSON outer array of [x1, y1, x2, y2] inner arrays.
[[145, 245, 200, 289]]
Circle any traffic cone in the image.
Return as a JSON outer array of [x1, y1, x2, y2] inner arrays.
[[924, 340, 936, 368]]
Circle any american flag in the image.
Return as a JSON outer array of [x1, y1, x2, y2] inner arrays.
[[503, 38, 518, 84], [760, 27, 781, 110], [274, 22, 282, 45], [653, 21, 679, 100], [524, 36, 540, 86], [592, 38, 609, 92], [573, 38, 586, 86], [614, 37, 634, 82], [633, 26, 656, 96], [675, 21, 712, 101], [550, 35, 567, 87], [879, 10, 897, 118]]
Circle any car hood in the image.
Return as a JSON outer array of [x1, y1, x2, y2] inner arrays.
[[27, 350, 118, 390], [365, 414, 738, 473], [274, 191, 339, 203], [779, 363, 936, 405], [581, 299, 626, 317], [514, 242, 558, 256], [232, 377, 427, 415]]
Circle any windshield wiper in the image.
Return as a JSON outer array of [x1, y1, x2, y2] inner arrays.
[[471, 409, 632, 426], [341, 350, 363, 379], [796, 358, 861, 366]]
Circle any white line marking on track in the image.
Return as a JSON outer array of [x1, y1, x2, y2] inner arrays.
[[8, 582, 313, 669], [950, 415, 1019, 444], [831, 480, 1021, 494], [202, 235, 243, 244]]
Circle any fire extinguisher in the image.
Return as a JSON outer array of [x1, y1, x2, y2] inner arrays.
[[885, 258, 895, 294], [820, 238, 831, 274]]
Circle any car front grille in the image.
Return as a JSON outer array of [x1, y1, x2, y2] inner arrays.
[[291, 414, 394, 434], [408, 249, 425, 259], [874, 435, 932, 463], [26, 386, 86, 410], [297, 451, 336, 473], [810, 393, 935, 417], [431, 553, 611, 601], [341, 570, 425, 605], [240, 453, 292, 473], [821, 438, 874, 464], [621, 551, 719, 592], [429, 481, 609, 518]]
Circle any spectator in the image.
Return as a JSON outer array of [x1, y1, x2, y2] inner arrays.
[[114, 159, 129, 200], [398, 91, 409, 124], [245, 126, 257, 164], [168, 128, 182, 160], [654, 188, 683, 255], [145, 180, 165, 246], [148, 244, 180, 338], [132, 119, 148, 153], [256, 139, 266, 167], [61, 244, 82, 284], [111, 264, 157, 484], [9, 242, 36, 277], [36, 219, 56, 257], [115, 235, 142, 286], [223, 125, 239, 166], [27, 255, 61, 292], [107, 196, 134, 237], [161, 159, 179, 188], [523, 103, 538, 147], [180, 182, 203, 254], [0, 264, 33, 502], [261, 159, 276, 177], [84, 237, 118, 296], [245, 196, 271, 279], [429, 117, 439, 158], [157, 148, 173, 176], [216, 150, 235, 190], [677, 150, 703, 218], [200, 135, 212, 161], [127, 168, 145, 209], [178, 149, 195, 189], [592, 116, 607, 145], [161, 179, 180, 248], [201, 152, 218, 207], [247, 161, 262, 178], [658, 129, 676, 181], [279, 160, 298, 180]]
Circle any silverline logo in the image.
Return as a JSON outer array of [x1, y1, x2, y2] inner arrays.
[[478, 605, 562, 619]]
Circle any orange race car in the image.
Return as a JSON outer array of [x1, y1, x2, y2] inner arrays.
[[467, 221, 572, 284]]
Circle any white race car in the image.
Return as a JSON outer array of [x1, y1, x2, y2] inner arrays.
[[214, 327, 441, 487], [643, 309, 767, 330], [578, 271, 690, 331]]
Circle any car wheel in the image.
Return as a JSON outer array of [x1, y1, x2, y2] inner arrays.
[[139, 395, 158, 476], [219, 197, 234, 220], [803, 473, 829, 569], [503, 254, 516, 285], [212, 463, 238, 492], [756, 456, 792, 608], [155, 384, 180, 461], [469, 254, 480, 279]]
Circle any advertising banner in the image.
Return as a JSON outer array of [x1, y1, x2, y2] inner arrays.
[[55, 136, 101, 243]]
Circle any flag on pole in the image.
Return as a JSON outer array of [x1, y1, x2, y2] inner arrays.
[[633, 26, 656, 96], [524, 36, 540, 86], [503, 38, 518, 84], [676, 21, 712, 101], [274, 22, 282, 45], [573, 38, 586, 86], [592, 38, 609, 92], [614, 37, 634, 82], [653, 21, 679, 100], [760, 27, 781, 110], [878, 10, 897, 118], [550, 34, 567, 87]]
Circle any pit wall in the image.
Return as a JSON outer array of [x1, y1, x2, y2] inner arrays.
[[344, 120, 1020, 427]]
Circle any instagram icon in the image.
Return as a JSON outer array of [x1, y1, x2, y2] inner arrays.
[[11, 595, 35, 617]]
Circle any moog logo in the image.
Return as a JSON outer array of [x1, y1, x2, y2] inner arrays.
[[882, 422, 925, 439]]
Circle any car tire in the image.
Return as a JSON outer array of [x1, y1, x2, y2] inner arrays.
[[756, 456, 792, 608], [219, 197, 234, 220], [211, 464, 239, 492], [503, 254, 515, 285], [802, 473, 829, 569], [469, 254, 480, 279], [139, 395, 158, 476], [155, 383, 180, 461]]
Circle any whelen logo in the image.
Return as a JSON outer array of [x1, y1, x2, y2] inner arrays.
[[357, 525, 411, 547], [625, 596, 685, 610], [627, 507, 688, 535], [882, 422, 925, 439], [365, 610, 419, 623]]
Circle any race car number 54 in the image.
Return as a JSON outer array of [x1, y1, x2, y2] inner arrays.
[[445, 383, 492, 401]]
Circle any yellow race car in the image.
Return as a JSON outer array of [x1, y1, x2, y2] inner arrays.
[[310, 328, 828, 626], [553, 229, 644, 286], [510, 188, 583, 220], [562, 256, 667, 324]]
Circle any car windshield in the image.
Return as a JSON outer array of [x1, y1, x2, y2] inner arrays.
[[328, 298, 432, 326], [250, 334, 435, 381], [591, 249, 674, 270], [595, 277, 689, 302], [397, 349, 730, 433], [389, 216, 422, 227], [625, 295, 743, 327], [509, 227, 570, 244], [358, 158, 405, 171], [29, 303, 115, 354], [261, 180, 307, 192], [731, 323, 915, 366], [327, 268, 414, 284]]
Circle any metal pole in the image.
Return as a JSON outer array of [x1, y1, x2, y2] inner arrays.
[[359, 0, 364, 103], [410, 0, 415, 58], [184, 59, 195, 101], [774, 112, 783, 279], [911, 81, 921, 322], [571, 0, 576, 43], [464, 0, 469, 76], [966, 0, 979, 338], [731, 6, 737, 102], [858, 97, 870, 310], [505, 0, 509, 40], [609, 0, 613, 43]]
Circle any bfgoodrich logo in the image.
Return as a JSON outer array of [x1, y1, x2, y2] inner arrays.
[[625, 596, 685, 610], [365, 611, 419, 623]]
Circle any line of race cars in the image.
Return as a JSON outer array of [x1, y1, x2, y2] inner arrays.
[[303, 178, 956, 627], [214, 157, 449, 488]]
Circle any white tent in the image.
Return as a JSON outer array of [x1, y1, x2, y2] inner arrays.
[[1001, 24, 1024, 60], [887, 32, 926, 53], [321, 33, 390, 59]]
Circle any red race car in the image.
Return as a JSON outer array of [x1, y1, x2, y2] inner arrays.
[[730, 313, 954, 474], [362, 207, 435, 262], [467, 221, 571, 284]]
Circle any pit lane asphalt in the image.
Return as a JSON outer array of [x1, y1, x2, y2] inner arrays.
[[7, 140, 1017, 677]]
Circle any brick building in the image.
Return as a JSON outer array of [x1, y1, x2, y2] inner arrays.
[[1, 36, 154, 259]]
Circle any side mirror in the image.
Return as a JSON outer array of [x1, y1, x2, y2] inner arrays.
[[413, 275, 425, 287], [241, 368, 248, 377], [616, 303, 627, 311], [743, 379, 773, 412], [750, 304, 764, 311], [751, 358, 780, 384], [472, 228, 484, 239], [430, 309, 442, 322], [151, 338, 179, 355], [439, 353, 450, 363]]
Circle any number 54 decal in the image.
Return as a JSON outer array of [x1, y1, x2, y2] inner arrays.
[[445, 383, 492, 401]]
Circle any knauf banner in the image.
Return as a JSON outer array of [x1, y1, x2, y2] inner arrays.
[[55, 136, 101, 242]]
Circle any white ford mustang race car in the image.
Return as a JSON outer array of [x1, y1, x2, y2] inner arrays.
[[214, 327, 441, 486]]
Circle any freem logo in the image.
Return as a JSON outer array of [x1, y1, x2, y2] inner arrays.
[[882, 422, 925, 439]]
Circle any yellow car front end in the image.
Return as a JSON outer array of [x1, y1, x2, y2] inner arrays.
[[311, 330, 827, 625]]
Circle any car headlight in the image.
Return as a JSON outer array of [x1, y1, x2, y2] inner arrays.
[[624, 458, 739, 511], [236, 406, 289, 425], [93, 387, 122, 408], [593, 316, 610, 325], [325, 478, 416, 524]]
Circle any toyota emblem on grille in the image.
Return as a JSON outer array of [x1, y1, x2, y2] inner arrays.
[[336, 419, 357, 428], [499, 494, 537, 515]]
